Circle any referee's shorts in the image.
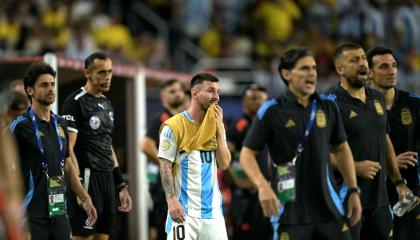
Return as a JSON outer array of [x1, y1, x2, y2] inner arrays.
[[27, 216, 71, 240], [68, 168, 116, 236]]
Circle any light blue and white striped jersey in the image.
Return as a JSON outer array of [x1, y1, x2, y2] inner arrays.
[[157, 113, 223, 219]]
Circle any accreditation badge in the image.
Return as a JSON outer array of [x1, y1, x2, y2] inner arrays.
[[276, 156, 297, 203], [316, 109, 326, 128], [47, 175, 66, 217], [401, 108, 413, 125], [374, 100, 384, 115]]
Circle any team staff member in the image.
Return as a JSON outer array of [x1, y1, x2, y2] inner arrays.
[[61, 52, 132, 240], [240, 47, 362, 240], [328, 43, 413, 240], [158, 73, 231, 240], [140, 79, 186, 240], [11, 63, 96, 240], [367, 45, 420, 240], [226, 84, 271, 240]]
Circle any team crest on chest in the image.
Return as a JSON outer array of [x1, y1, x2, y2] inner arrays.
[[401, 108, 412, 125], [58, 125, 65, 138], [89, 115, 101, 129], [280, 232, 290, 240], [316, 109, 326, 128], [374, 100, 384, 115]]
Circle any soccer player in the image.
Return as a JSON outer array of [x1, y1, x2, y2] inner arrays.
[[11, 62, 96, 240], [328, 43, 414, 240], [158, 73, 231, 240], [140, 79, 185, 240], [367, 45, 420, 240], [240, 47, 362, 240], [61, 52, 132, 240]]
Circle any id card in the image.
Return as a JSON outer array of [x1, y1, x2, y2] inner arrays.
[[276, 156, 297, 202], [47, 176, 66, 217]]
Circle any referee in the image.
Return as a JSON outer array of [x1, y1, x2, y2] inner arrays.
[[61, 52, 132, 239], [367, 45, 420, 240], [240, 47, 362, 240], [11, 62, 96, 240]]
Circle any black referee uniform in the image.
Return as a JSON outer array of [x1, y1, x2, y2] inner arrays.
[[327, 84, 393, 240], [61, 87, 116, 236], [243, 91, 351, 240], [11, 109, 71, 240], [146, 108, 172, 240], [386, 89, 420, 240], [227, 113, 272, 240]]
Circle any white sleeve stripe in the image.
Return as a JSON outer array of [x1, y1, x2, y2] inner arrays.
[[68, 127, 78, 133]]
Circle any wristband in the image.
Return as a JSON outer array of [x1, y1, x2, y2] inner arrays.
[[113, 166, 127, 192], [347, 187, 361, 197], [394, 179, 407, 187]]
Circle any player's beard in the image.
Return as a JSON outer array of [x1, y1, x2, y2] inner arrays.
[[169, 99, 183, 109], [347, 76, 365, 89], [36, 93, 55, 106]]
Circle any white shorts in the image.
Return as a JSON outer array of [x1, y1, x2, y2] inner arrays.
[[165, 215, 228, 240]]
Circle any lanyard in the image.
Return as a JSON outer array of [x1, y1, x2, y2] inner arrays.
[[29, 108, 64, 176], [295, 99, 317, 157]]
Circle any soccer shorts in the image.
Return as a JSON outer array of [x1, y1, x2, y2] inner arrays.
[[165, 215, 228, 240]]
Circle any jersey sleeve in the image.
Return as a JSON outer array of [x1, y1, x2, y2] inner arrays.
[[329, 101, 347, 145], [145, 115, 162, 145], [227, 119, 244, 151], [157, 125, 177, 162], [61, 97, 82, 133], [243, 114, 269, 151]]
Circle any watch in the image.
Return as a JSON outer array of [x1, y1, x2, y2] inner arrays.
[[347, 187, 361, 197], [394, 178, 407, 187]]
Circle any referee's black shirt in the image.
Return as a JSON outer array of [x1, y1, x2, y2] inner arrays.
[[11, 109, 69, 219], [61, 87, 114, 172], [387, 88, 420, 202], [327, 84, 389, 209], [243, 91, 347, 225]]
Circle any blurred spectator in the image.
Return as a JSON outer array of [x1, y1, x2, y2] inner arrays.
[[0, 82, 24, 240]]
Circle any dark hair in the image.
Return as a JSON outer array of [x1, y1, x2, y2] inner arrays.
[[190, 73, 219, 89], [242, 84, 267, 98], [23, 62, 56, 102], [366, 45, 395, 68], [333, 43, 362, 65], [84, 52, 109, 69], [278, 47, 313, 85], [160, 79, 181, 91]]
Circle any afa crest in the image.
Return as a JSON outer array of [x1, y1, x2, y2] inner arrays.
[[280, 232, 290, 240], [374, 100, 384, 115], [58, 125, 65, 138], [316, 109, 326, 128], [401, 108, 413, 125]]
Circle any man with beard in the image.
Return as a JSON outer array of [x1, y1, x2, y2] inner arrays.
[[327, 43, 413, 240], [226, 84, 271, 240], [61, 52, 132, 240], [367, 45, 420, 240], [140, 79, 185, 240], [11, 62, 96, 239], [158, 73, 231, 239], [240, 47, 361, 240]]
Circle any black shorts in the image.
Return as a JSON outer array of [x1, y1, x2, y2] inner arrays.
[[278, 218, 352, 240], [350, 205, 393, 240], [393, 204, 420, 240], [68, 169, 116, 236], [28, 216, 71, 240], [231, 190, 272, 240]]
